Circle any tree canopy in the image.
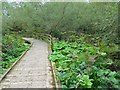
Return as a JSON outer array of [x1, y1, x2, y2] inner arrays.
[[2, 2, 118, 43]]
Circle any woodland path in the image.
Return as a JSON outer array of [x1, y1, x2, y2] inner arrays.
[[0, 38, 54, 89]]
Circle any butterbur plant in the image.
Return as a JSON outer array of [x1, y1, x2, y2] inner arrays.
[[77, 75, 93, 88], [49, 39, 119, 89]]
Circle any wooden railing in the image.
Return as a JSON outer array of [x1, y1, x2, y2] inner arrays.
[[49, 34, 61, 89], [49, 34, 53, 53]]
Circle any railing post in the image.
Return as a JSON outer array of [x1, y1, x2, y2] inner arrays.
[[50, 33, 53, 53]]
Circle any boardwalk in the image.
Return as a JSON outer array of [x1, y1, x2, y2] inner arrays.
[[0, 38, 54, 88]]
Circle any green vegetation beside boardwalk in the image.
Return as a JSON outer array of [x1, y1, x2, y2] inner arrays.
[[0, 35, 30, 77], [49, 36, 120, 89]]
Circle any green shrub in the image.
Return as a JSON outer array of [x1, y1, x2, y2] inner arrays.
[[2, 2, 118, 44], [1, 34, 30, 74]]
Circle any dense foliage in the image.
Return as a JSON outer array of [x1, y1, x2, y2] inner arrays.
[[0, 35, 30, 76], [49, 36, 120, 89], [2, 2, 118, 43]]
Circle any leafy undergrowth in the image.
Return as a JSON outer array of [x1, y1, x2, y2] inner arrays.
[[49, 38, 120, 89], [0, 35, 30, 77]]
